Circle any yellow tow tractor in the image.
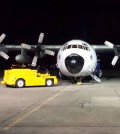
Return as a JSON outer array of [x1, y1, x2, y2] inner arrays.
[[1, 68, 58, 88]]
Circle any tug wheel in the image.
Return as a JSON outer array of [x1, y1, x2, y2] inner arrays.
[[15, 79, 25, 88], [46, 79, 53, 86]]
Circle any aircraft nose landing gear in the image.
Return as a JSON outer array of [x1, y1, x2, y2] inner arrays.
[[76, 77, 82, 85]]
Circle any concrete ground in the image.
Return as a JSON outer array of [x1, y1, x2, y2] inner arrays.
[[0, 77, 120, 134]]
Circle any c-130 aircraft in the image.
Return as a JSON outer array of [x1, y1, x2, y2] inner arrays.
[[0, 33, 120, 83]]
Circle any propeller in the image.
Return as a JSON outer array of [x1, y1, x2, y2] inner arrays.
[[104, 41, 120, 66], [0, 33, 6, 43], [21, 33, 55, 66], [90, 74, 101, 83], [0, 33, 9, 60], [104, 41, 114, 48], [88, 68, 101, 83], [31, 56, 38, 67]]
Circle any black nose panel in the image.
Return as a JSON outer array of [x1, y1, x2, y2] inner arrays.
[[65, 54, 84, 74]]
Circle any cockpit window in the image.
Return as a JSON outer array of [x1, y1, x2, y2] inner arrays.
[[61, 44, 90, 51], [78, 45, 83, 49], [62, 46, 67, 51], [67, 45, 72, 49], [86, 47, 90, 51], [82, 45, 90, 51], [72, 45, 77, 48], [82, 42, 87, 46], [63, 43, 68, 46]]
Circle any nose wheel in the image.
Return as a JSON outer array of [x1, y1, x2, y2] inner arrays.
[[77, 77, 82, 85], [69, 77, 82, 84]]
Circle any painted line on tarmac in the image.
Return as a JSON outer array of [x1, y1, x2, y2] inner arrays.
[[3, 90, 63, 131]]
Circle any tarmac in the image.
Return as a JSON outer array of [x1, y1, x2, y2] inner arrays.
[[0, 76, 120, 134]]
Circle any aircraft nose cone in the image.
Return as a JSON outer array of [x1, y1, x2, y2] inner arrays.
[[65, 54, 84, 74]]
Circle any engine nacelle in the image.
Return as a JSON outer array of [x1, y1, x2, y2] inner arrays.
[[15, 54, 32, 64]]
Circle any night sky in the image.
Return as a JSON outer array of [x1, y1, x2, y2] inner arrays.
[[0, 0, 120, 69], [0, 0, 120, 44]]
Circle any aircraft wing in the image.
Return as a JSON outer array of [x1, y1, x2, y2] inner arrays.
[[3, 45, 61, 51], [92, 45, 114, 52], [5, 45, 25, 51], [43, 45, 62, 51], [4, 44, 117, 52], [3, 44, 62, 66]]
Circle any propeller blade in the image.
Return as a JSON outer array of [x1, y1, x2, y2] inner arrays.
[[31, 56, 38, 66], [0, 33, 6, 43], [104, 41, 114, 48], [38, 33, 44, 43], [0, 51, 9, 59], [45, 49, 55, 56], [90, 74, 101, 83], [21, 43, 32, 49], [111, 55, 119, 66]]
